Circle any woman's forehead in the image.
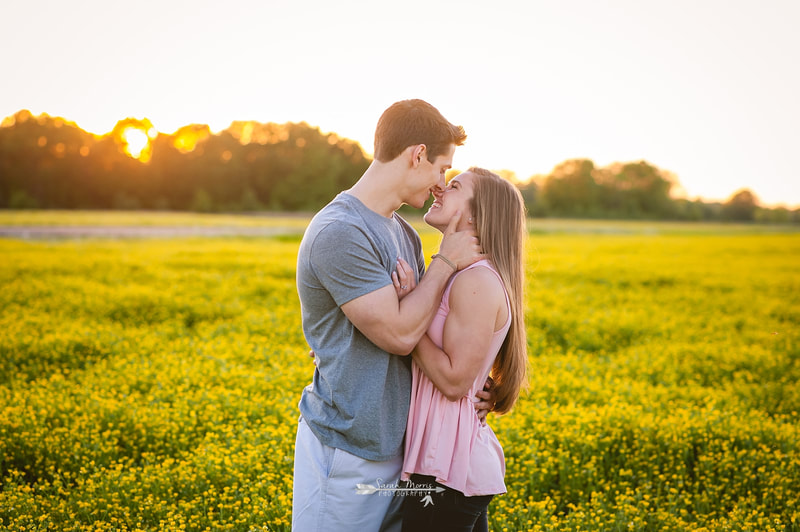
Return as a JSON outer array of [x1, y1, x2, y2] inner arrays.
[[450, 171, 475, 186]]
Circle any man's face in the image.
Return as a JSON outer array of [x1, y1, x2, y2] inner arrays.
[[408, 143, 455, 209]]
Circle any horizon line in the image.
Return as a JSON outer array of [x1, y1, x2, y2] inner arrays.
[[2, 108, 798, 211]]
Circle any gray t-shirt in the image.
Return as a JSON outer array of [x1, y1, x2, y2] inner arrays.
[[296, 192, 425, 461]]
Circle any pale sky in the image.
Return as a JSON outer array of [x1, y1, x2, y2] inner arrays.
[[2, 0, 798, 207]]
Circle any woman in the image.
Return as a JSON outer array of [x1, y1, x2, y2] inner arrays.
[[392, 167, 528, 531]]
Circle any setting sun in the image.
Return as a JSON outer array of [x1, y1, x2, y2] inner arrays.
[[122, 127, 149, 160], [112, 118, 157, 163]]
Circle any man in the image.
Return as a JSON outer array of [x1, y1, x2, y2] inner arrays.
[[292, 99, 489, 531]]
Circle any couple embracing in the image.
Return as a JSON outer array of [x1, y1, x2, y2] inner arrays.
[[292, 99, 527, 532]]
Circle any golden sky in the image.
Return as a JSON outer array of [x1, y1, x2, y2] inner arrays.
[[1, 0, 798, 207]]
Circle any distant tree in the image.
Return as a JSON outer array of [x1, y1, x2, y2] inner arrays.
[[239, 187, 264, 211], [516, 180, 538, 216], [2, 109, 794, 223], [722, 189, 758, 221], [191, 188, 214, 212], [0, 111, 373, 212], [755, 206, 791, 224], [8, 189, 39, 209], [264, 123, 368, 210], [540, 159, 601, 216], [599, 161, 675, 218]]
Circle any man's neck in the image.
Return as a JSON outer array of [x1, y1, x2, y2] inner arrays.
[[346, 162, 405, 218]]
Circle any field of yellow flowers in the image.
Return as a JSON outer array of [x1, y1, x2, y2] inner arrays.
[[1, 213, 798, 531]]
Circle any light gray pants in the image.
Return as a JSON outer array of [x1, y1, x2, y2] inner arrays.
[[292, 417, 403, 532]]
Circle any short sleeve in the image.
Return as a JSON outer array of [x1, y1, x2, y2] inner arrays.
[[308, 221, 393, 307]]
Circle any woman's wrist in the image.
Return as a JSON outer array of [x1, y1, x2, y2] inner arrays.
[[431, 253, 457, 272]]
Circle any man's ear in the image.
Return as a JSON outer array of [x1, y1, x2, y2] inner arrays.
[[410, 144, 427, 167]]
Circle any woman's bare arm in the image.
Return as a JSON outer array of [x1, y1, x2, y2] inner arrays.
[[411, 267, 505, 400]]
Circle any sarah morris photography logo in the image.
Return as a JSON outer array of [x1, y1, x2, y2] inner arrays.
[[356, 478, 445, 507]]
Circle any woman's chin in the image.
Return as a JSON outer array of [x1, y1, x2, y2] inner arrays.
[[423, 214, 445, 233]]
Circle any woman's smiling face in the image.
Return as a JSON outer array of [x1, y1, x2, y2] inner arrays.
[[423, 171, 476, 233]]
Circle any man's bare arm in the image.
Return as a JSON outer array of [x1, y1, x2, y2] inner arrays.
[[341, 212, 483, 355]]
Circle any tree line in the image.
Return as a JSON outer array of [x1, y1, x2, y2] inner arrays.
[[0, 110, 370, 213], [517, 159, 798, 223], [1, 110, 797, 223]]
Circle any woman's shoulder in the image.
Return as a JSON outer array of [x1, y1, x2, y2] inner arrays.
[[457, 259, 501, 280], [450, 260, 505, 297]]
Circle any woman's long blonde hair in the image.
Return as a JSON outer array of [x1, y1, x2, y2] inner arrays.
[[468, 167, 527, 414]]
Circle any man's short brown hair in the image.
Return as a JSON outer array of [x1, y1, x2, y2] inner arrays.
[[373, 99, 467, 163]]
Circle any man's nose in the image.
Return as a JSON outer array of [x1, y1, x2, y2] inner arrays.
[[432, 175, 446, 196]]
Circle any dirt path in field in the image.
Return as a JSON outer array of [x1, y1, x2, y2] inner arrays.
[[0, 225, 304, 239]]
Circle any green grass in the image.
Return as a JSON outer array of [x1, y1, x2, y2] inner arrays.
[[0, 209, 312, 229], [2, 209, 797, 235]]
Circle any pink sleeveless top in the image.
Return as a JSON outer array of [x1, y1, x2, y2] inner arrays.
[[401, 260, 510, 496]]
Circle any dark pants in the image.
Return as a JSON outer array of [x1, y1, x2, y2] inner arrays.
[[401, 474, 494, 532]]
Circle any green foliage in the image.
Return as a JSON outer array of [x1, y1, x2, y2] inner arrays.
[[190, 188, 214, 213], [0, 112, 369, 213], [1, 216, 798, 531], [722, 189, 759, 221], [528, 161, 800, 224], [8, 190, 39, 209], [2, 111, 798, 222], [536, 159, 677, 219]]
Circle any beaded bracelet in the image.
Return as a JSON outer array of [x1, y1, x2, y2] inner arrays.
[[431, 253, 457, 272]]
